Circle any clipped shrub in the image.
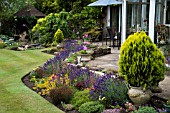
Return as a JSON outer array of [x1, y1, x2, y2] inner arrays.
[[0, 34, 10, 42], [49, 86, 74, 105], [7, 42, 21, 50], [78, 101, 105, 113], [70, 89, 92, 110], [54, 29, 64, 43], [29, 66, 46, 78], [90, 74, 128, 107], [132, 106, 157, 113], [0, 41, 7, 49], [118, 31, 165, 88]]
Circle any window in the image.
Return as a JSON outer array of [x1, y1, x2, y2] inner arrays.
[[127, 0, 164, 35]]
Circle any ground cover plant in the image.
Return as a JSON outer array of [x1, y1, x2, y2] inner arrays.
[[78, 101, 105, 113]]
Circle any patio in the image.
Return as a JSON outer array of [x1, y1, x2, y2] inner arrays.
[[87, 44, 170, 100]]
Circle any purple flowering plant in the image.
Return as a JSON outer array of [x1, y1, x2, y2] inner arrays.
[[37, 39, 98, 90], [90, 74, 129, 107], [65, 64, 98, 90], [42, 40, 84, 76]]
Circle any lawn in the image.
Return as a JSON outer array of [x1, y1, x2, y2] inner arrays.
[[0, 49, 64, 113]]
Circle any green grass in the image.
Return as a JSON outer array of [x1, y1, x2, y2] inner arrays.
[[0, 49, 64, 113]]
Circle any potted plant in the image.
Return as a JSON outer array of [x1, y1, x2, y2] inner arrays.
[[77, 45, 94, 62], [118, 31, 165, 105], [164, 100, 170, 112], [77, 49, 92, 62]]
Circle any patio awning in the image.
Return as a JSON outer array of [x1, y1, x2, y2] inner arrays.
[[88, 0, 122, 27], [88, 0, 122, 6]]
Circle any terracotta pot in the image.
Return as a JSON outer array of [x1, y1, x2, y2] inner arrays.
[[128, 86, 152, 105]]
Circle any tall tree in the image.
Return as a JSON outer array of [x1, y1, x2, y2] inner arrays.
[[34, 0, 94, 15], [34, 0, 59, 14]]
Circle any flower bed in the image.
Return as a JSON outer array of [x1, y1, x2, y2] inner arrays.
[[22, 40, 167, 113]]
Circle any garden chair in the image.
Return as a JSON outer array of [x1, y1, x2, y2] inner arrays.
[[106, 27, 121, 50]]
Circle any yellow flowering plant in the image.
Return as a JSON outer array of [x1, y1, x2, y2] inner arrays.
[[32, 74, 57, 96], [31, 73, 72, 96]]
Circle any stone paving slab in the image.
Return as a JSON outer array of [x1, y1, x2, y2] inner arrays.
[[87, 47, 170, 100], [87, 48, 120, 71]]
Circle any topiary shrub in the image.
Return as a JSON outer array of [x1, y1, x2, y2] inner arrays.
[[78, 101, 105, 113], [132, 106, 157, 113], [53, 29, 64, 43], [70, 89, 92, 110], [118, 31, 165, 89], [49, 86, 74, 105]]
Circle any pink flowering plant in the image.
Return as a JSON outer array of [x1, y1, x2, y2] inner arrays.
[[82, 33, 90, 41], [78, 45, 88, 54]]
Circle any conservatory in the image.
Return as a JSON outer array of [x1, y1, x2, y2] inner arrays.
[[88, 0, 170, 46], [122, 0, 166, 44]]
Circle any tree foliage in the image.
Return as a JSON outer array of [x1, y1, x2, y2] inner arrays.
[[32, 11, 70, 44], [1, 0, 101, 40], [34, 0, 94, 14]]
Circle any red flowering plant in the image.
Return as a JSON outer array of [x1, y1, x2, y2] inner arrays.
[[125, 102, 136, 112]]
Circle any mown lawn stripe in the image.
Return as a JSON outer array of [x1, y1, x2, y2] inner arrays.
[[0, 49, 64, 113]]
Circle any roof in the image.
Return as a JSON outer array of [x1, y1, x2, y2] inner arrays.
[[14, 4, 46, 17], [88, 0, 122, 6]]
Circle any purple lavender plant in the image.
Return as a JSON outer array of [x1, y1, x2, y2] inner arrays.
[[42, 40, 84, 76], [66, 64, 98, 89], [90, 74, 129, 107]]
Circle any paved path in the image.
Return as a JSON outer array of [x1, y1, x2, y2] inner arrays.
[[87, 47, 170, 100]]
